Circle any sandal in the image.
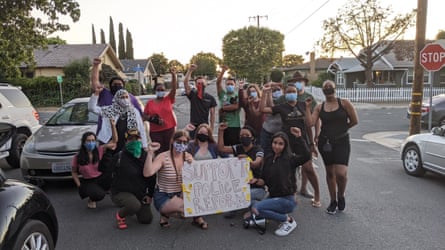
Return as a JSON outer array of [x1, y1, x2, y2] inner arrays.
[[159, 214, 170, 228], [311, 199, 321, 208], [192, 216, 208, 230]]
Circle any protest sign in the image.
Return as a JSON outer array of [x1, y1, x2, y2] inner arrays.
[[182, 157, 252, 217]]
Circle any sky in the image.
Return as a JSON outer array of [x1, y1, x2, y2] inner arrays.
[[52, 0, 445, 64]]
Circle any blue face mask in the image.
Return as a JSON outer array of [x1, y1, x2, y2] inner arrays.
[[84, 141, 96, 151], [285, 93, 298, 102], [295, 82, 303, 91], [250, 91, 257, 98], [156, 91, 165, 98], [226, 85, 235, 93], [173, 142, 188, 153], [272, 90, 282, 99]]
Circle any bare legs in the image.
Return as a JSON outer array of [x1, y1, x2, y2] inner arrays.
[[325, 164, 348, 202], [301, 160, 320, 204]]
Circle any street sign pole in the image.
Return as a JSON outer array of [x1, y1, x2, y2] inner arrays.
[[428, 71, 433, 131]]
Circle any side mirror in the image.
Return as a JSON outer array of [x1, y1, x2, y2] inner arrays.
[[431, 127, 444, 136]]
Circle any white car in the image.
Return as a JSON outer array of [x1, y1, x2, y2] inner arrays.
[[401, 125, 445, 177]]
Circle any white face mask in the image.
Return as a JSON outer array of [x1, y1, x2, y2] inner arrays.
[[117, 98, 131, 108]]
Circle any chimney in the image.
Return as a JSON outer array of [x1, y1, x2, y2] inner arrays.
[[309, 52, 316, 81]]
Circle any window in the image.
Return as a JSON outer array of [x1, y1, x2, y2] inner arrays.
[[0, 89, 32, 107]]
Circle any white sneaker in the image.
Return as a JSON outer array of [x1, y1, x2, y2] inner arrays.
[[274, 217, 297, 236]]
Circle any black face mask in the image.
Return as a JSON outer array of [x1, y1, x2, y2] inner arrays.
[[196, 134, 209, 142], [240, 137, 252, 147], [111, 85, 123, 95], [323, 88, 335, 95]]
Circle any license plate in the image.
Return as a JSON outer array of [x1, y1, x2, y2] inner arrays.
[[51, 162, 72, 173]]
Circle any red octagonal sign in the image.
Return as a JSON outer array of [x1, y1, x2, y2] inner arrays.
[[420, 43, 445, 71]]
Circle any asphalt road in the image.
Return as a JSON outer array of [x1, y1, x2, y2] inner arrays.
[[2, 85, 445, 249]]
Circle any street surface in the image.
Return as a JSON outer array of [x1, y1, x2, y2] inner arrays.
[[2, 84, 444, 249]]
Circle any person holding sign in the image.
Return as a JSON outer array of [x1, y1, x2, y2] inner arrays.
[[247, 127, 311, 236], [218, 124, 265, 219], [143, 131, 208, 229]]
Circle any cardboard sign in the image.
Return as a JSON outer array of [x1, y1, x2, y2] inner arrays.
[[182, 157, 252, 217]]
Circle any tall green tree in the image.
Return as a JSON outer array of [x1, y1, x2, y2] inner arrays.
[[109, 17, 116, 52], [0, 0, 80, 79], [189, 52, 220, 77], [100, 29, 106, 44], [92, 24, 96, 44], [282, 54, 304, 67], [168, 60, 184, 73], [149, 53, 169, 75], [436, 30, 445, 40], [118, 22, 125, 59], [318, 0, 415, 86], [223, 26, 284, 83], [125, 29, 134, 59]]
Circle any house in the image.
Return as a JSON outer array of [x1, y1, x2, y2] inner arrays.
[[282, 52, 337, 83], [120, 59, 157, 92], [21, 44, 124, 78], [327, 40, 445, 88]]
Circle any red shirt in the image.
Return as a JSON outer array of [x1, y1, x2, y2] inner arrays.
[[144, 96, 177, 132]]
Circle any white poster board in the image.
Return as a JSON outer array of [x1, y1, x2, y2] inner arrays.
[[182, 157, 252, 217]]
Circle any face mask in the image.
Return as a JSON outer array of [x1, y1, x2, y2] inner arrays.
[[111, 85, 123, 95], [285, 93, 298, 102], [125, 140, 142, 158], [226, 85, 235, 93], [196, 133, 209, 142], [84, 141, 96, 151], [295, 82, 303, 91], [323, 88, 335, 95], [117, 98, 131, 108], [173, 142, 188, 153], [240, 137, 252, 147], [156, 91, 165, 98], [272, 90, 282, 99], [250, 91, 258, 98]]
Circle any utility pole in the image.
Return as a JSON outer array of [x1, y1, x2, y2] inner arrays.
[[249, 15, 268, 28], [409, 0, 427, 135]]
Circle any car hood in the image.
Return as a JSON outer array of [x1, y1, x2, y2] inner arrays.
[[33, 125, 96, 152]]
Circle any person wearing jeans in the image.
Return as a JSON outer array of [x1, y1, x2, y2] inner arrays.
[[248, 128, 311, 236]]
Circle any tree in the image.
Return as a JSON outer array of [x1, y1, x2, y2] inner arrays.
[[189, 52, 220, 77], [100, 29, 106, 44], [168, 60, 184, 73], [222, 26, 284, 83], [118, 22, 125, 59], [125, 29, 134, 59], [46, 36, 67, 45], [436, 30, 445, 40], [0, 0, 80, 79], [318, 0, 415, 86], [92, 24, 96, 44], [149, 53, 169, 75], [109, 17, 116, 52], [282, 54, 304, 67]]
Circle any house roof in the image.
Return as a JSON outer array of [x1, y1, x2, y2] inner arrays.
[[284, 58, 337, 72], [25, 44, 123, 70]]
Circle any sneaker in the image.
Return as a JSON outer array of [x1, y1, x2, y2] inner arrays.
[[338, 196, 346, 211], [274, 217, 297, 236], [326, 200, 337, 215], [87, 199, 96, 209], [116, 212, 127, 229]]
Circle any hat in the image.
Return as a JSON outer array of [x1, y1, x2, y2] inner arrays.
[[125, 129, 141, 139], [286, 71, 308, 83]]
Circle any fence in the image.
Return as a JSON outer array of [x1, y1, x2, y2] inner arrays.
[[307, 86, 445, 103]]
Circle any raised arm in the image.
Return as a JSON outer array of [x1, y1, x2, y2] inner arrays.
[[167, 67, 177, 99], [217, 123, 234, 154], [143, 142, 163, 177], [259, 85, 273, 114], [184, 64, 196, 96], [91, 58, 104, 94], [216, 65, 228, 96], [88, 88, 102, 115]]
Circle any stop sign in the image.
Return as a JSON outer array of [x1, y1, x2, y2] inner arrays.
[[420, 43, 445, 71]]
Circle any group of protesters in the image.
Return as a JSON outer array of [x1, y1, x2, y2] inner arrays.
[[70, 58, 358, 237]]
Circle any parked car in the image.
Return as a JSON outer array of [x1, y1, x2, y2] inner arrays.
[[0, 123, 58, 250], [20, 97, 98, 184], [407, 94, 445, 127], [401, 125, 445, 177], [0, 83, 41, 168]]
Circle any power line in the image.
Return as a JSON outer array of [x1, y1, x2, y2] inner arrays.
[[249, 15, 268, 28], [286, 0, 331, 35]]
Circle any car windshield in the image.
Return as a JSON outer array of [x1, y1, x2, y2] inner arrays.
[[46, 102, 98, 126]]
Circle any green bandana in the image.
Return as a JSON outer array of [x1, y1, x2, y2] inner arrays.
[[125, 140, 142, 158]]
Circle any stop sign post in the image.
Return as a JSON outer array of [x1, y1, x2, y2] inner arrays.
[[420, 43, 445, 71]]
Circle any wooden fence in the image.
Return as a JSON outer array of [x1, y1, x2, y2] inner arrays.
[[307, 87, 445, 103]]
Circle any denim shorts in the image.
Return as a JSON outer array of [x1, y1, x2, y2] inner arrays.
[[153, 188, 182, 211]]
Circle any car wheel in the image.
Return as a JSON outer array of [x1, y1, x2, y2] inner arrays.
[[12, 220, 55, 250], [6, 133, 28, 168], [402, 145, 425, 177]]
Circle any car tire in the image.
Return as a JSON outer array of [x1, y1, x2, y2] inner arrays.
[[12, 219, 55, 250], [6, 133, 28, 168], [402, 145, 426, 177]]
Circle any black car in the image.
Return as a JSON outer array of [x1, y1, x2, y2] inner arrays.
[[0, 123, 58, 250], [407, 94, 445, 127]]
